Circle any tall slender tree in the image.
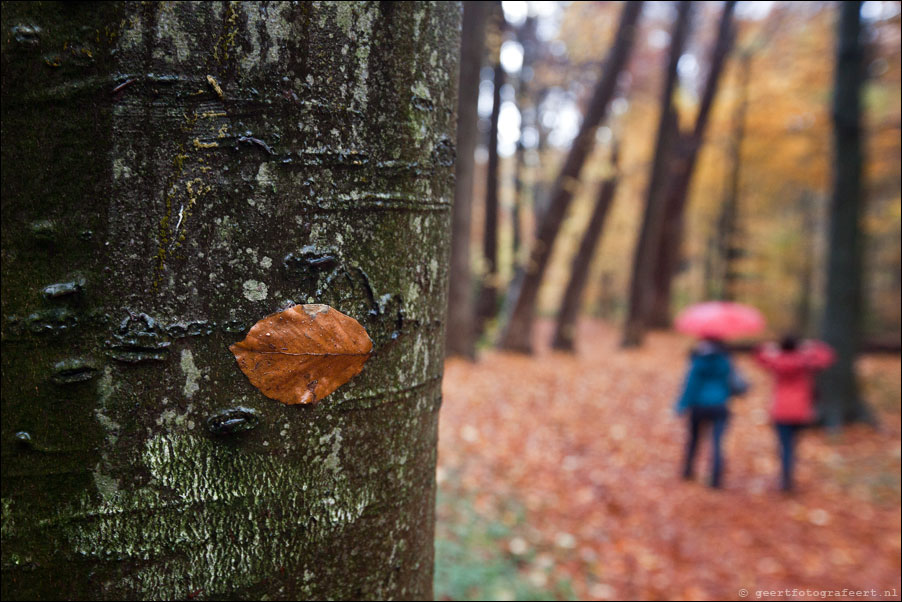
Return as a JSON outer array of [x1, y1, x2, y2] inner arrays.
[[498, 1, 644, 353], [475, 59, 505, 336], [531, 86, 553, 237], [552, 142, 621, 351], [512, 15, 539, 263], [819, 0, 871, 426], [447, 1, 489, 359], [1, 3, 459, 599], [622, 1, 694, 347], [647, 0, 737, 327]]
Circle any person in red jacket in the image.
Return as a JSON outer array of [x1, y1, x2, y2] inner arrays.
[[755, 335, 835, 491]]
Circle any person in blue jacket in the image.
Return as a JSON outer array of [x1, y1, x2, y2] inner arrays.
[[675, 337, 745, 488]]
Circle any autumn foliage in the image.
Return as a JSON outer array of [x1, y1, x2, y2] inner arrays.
[[438, 320, 901, 600]]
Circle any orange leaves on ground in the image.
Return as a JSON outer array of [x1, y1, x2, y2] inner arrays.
[[230, 304, 372, 405], [439, 320, 901, 600]]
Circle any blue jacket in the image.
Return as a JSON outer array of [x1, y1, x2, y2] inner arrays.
[[675, 341, 735, 413]]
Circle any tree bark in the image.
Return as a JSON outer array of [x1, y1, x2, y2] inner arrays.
[[447, 1, 488, 359], [475, 60, 504, 336], [552, 143, 621, 351], [622, 1, 694, 347], [1, 3, 459, 600], [498, 1, 643, 353], [530, 86, 553, 236], [819, 0, 871, 427], [513, 138, 524, 258], [647, 0, 736, 328], [512, 16, 539, 264]]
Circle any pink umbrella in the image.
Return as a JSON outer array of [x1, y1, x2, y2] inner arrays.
[[674, 301, 765, 340]]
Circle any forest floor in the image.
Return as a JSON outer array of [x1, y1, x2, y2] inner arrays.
[[434, 320, 901, 601]]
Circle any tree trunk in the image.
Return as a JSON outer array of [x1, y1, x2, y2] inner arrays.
[[531, 86, 552, 235], [647, 0, 736, 328], [513, 139, 524, 259], [475, 61, 504, 336], [447, 1, 489, 359], [598, 271, 617, 320], [1, 3, 459, 600], [498, 1, 643, 353], [622, 1, 694, 347], [646, 131, 692, 328], [512, 16, 539, 265], [552, 143, 621, 351], [819, 1, 870, 427]]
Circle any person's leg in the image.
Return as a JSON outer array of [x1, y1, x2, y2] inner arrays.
[[776, 423, 797, 491], [683, 410, 702, 479], [709, 408, 729, 488]]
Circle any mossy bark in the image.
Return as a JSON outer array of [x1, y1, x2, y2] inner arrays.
[[1, 2, 459, 600]]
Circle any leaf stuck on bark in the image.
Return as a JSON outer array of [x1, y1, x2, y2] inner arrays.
[[229, 304, 373, 405]]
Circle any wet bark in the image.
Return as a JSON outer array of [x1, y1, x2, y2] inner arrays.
[[819, 0, 871, 427], [1, 2, 459, 600], [447, 1, 488, 359], [647, 0, 736, 328], [498, 1, 643, 353], [552, 144, 620, 351], [622, 1, 693, 347]]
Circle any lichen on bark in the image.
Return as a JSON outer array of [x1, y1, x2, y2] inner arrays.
[[1, 2, 460, 600]]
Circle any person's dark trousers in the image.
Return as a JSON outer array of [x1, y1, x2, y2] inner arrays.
[[775, 422, 804, 491], [683, 405, 730, 488]]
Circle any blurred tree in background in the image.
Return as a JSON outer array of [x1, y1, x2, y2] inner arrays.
[[453, 1, 899, 357]]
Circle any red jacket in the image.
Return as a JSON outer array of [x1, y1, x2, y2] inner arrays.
[[754, 341, 835, 423]]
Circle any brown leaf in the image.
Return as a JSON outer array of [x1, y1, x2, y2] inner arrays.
[[229, 304, 373, 405]]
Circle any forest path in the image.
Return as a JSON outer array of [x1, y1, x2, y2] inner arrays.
[[437, 320, 901, 601]]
